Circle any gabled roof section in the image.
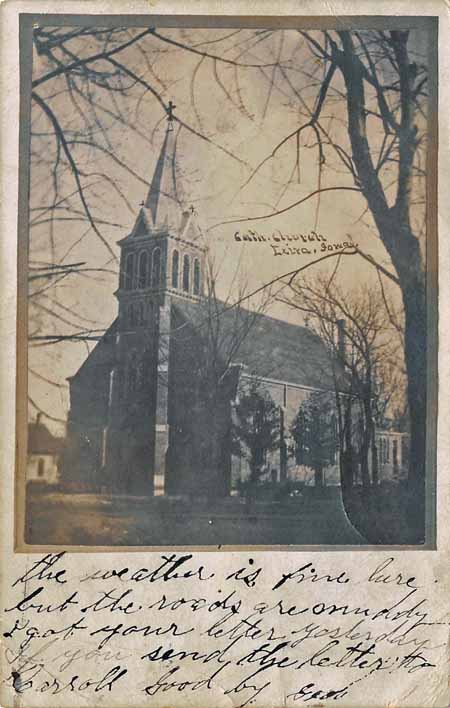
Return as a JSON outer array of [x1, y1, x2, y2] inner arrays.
[[179, 210, 203, 245], [70, 319, 118, 382], [131, 210, 151, 238], [28, 420, 63, 455]]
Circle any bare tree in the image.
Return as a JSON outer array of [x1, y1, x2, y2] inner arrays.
[[244, 29, 428, 535], [280, 274, 406, 496]]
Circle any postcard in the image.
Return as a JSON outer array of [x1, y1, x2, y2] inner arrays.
[[0, 2, 448, 707]]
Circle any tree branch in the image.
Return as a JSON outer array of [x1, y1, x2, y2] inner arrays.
[[210, 186, 361, 229], [32, 28, 154, 89], [106, 57, 249, 168], [32, 91, 117, 261], [149, 28, 280, 68]]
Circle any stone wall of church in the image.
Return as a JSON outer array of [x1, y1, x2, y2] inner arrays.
[[62, 356, 111, 492], [165, 309, 233, 498], [105, 318, 159, 495]]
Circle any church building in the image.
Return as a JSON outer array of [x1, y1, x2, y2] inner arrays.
[[62, 112, 339, 497]]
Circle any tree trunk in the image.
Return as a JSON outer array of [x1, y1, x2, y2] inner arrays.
[[314, 467, 324, 487], [279, 408, 288, 484], [372, 220, 426, 540], [371, 219, 426, 540], [371, 439, 379, 486], [340, 398, 354, 491], [358, 401, 371, 492], [362, 395, 376, 489], [337, 34, 427, 542], [360, 440, 371, 492], [401, 275, 427, 540]]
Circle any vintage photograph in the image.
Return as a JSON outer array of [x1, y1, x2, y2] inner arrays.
[[19, 17, 437, 547]]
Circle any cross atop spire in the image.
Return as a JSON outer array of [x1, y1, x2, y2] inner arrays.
[[166, 100, 176, 126]]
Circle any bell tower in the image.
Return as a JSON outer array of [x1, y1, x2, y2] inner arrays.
[[106, 103, 206, 495], [116, 102, 206, 324]]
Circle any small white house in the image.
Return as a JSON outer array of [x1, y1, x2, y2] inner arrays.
[[27, 414, 63, 486]]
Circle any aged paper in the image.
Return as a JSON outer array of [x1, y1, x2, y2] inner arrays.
[[1, 1, 449, 706]]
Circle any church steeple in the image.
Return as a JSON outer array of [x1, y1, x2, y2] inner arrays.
[[107, 103, 207, 497], [143, 102, 185, 232], [116, 102, 206, 315]]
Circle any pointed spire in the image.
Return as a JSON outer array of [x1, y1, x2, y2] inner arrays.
[[144, 104, 185, 231]]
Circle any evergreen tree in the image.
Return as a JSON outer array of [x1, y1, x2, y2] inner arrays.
[[233, 380, 280, 486], [290, 392, 337, 486]]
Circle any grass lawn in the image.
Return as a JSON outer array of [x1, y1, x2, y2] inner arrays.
[[343, 483, 421, 545], [24, 488, 365, 547]]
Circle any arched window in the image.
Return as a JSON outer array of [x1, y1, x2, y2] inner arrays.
[[138, 251, 148, 289], [37, 458, 45, 478], [152, 248, 161, 288], [129, 304, 136, 328], [138, 301, 145, 326], [136, 360, 145, 387], [193, 258, 201, 295], [182, 254, 190, 292], [119, 365, 126, 399], [172, 249, 179, 289], [124, 252, 135, 290]]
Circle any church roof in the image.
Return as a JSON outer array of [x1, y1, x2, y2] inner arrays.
[[70, 300, 341, 397], [171, 299, 336, 391], [69, 319, 118, 382]]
